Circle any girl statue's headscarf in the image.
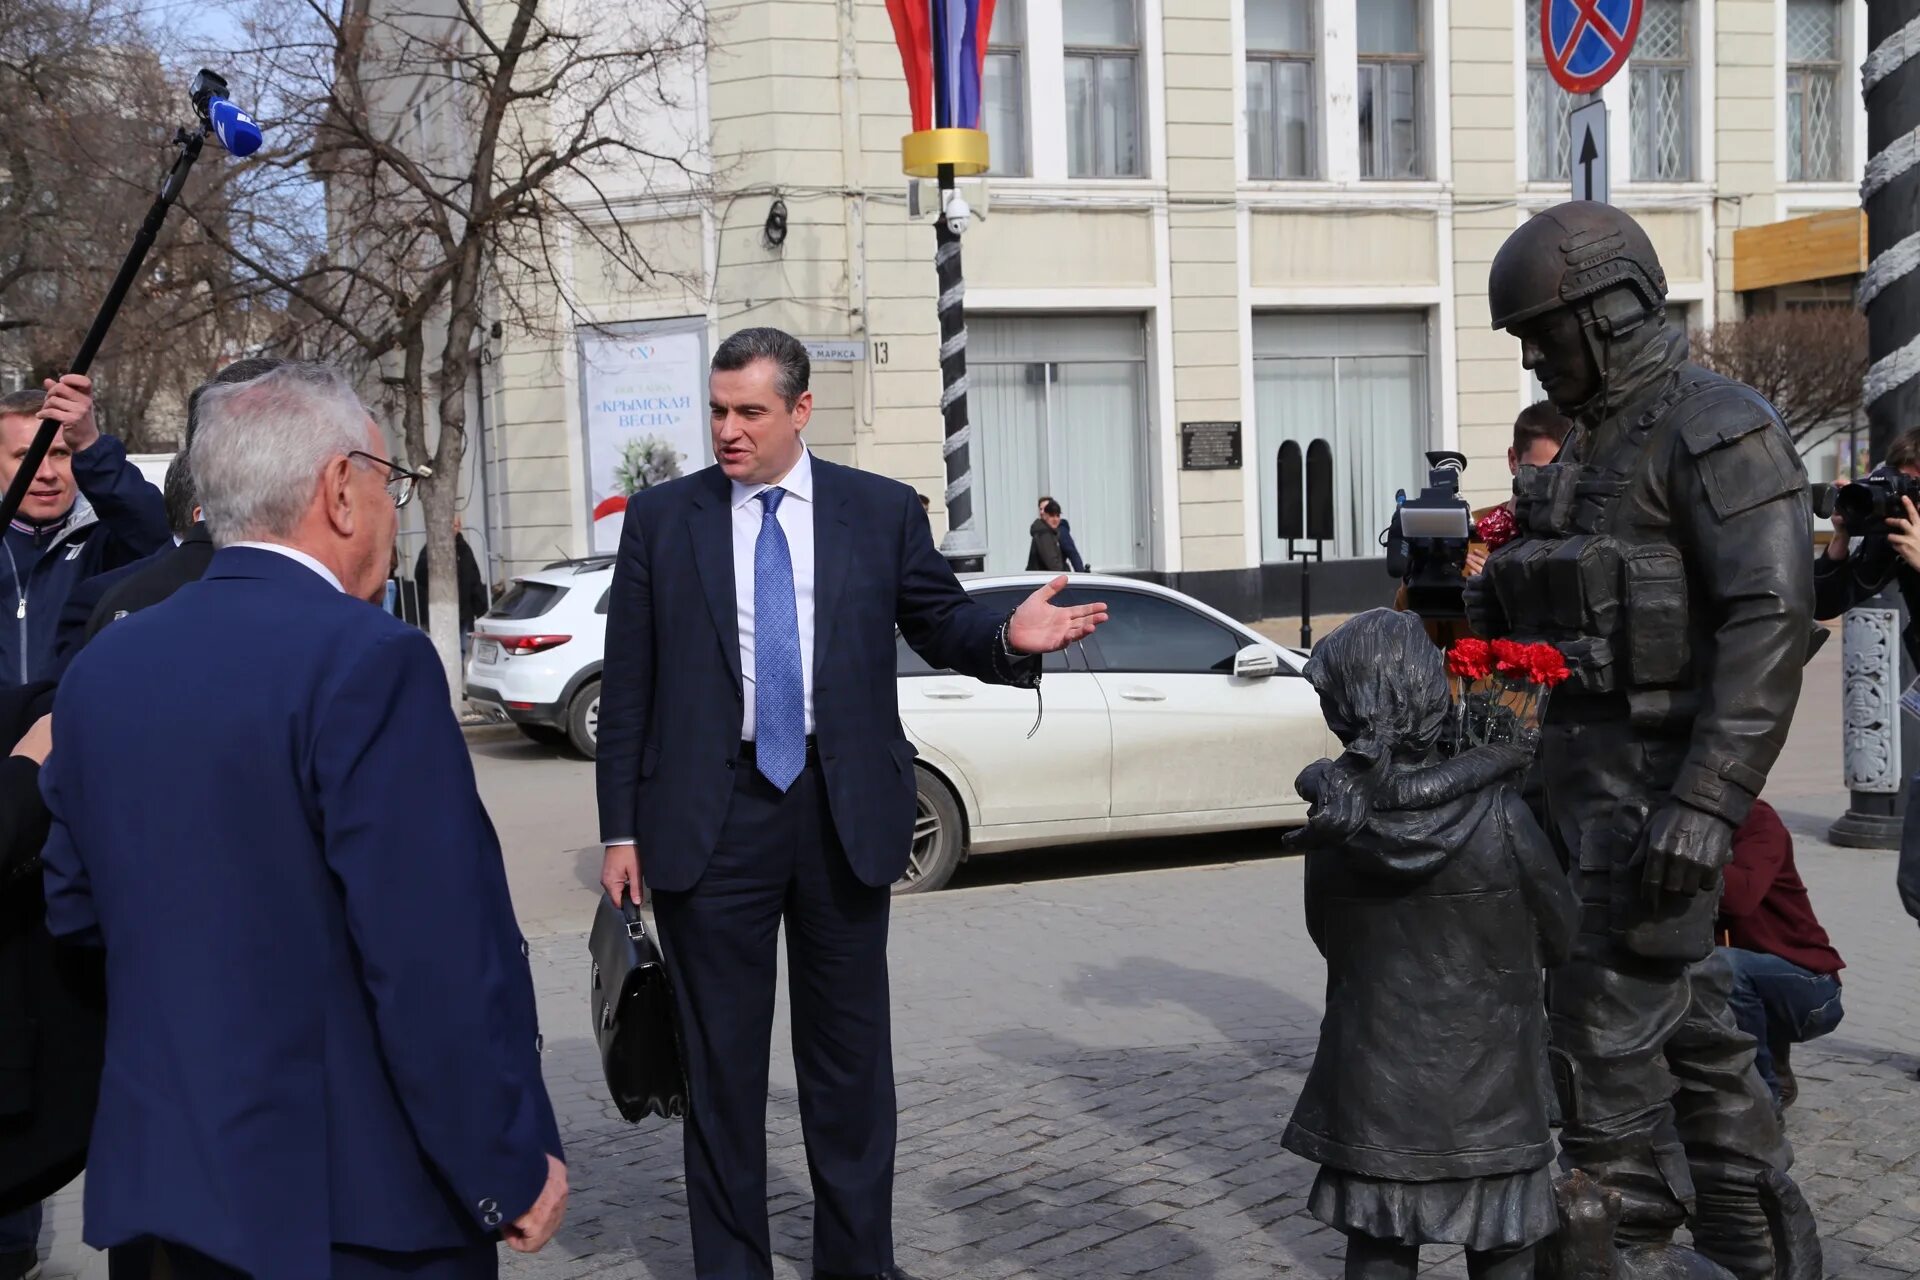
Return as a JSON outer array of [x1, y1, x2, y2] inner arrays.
[[1287, 609, 1528, 866]]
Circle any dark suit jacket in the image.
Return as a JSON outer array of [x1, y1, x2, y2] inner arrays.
[[40, 548, 559, 1278], [87, 524, 216, 639], [51, 525, 217, 676], [0, 681, 104, 1216], [596, 458, 1034, 890]]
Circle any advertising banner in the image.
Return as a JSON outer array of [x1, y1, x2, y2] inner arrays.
[[579, 323, 708, 552]]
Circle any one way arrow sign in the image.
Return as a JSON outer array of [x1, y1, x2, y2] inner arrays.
[[1569, 100, 1610, 203]]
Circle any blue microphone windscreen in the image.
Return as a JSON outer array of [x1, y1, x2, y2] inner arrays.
[[209, 98, 263, 157]]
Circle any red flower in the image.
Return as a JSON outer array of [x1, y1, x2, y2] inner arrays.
[[1491, 638, 1532, 677], [1447, 637, 1494, 680], [1526, 642, 1571, 687], [1475, 504, 1518, 550]]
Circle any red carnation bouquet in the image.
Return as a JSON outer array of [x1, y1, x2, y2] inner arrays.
[[1475, 504, 1519, 551], [1444, 638, 1570, 748]]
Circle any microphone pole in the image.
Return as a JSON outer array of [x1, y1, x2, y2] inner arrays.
[[0, 131, 205, 532], [0, 70, 260, 531]]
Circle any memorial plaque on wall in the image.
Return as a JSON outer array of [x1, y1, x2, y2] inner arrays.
[[1180, 421, 1242, 470]]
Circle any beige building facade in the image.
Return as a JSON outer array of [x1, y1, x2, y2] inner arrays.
[[452, 0, 1871, 616]]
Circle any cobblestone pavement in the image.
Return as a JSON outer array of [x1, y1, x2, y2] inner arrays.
[[36, 823, 1920, 1278]]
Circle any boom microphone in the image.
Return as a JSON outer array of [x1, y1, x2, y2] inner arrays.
[[0, 68, 263, 532], [190, 68, 262, 157], [208, 98, 263, 157]]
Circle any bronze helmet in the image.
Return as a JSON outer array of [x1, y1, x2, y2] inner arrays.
[[1487, 201, 1669, 332]]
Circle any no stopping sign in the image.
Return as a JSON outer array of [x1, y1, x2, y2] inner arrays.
[[1543, 0, 1643, 94]]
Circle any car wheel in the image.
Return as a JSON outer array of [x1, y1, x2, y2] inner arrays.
[[895, 766, 965, 895], [567, 681, 601, 759], [517, 724, 568, 748]]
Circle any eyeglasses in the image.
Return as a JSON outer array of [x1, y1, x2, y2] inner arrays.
[[349, 450, 432, 509]]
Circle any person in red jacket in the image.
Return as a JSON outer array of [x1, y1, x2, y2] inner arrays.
[[1714, 799, 1845, 1112]]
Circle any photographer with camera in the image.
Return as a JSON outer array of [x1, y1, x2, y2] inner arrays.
[[1812, 429, 1920, 925], [1814, 431, 1920, 620]]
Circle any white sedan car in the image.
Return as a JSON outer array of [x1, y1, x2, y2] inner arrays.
[[466, 564, 1337, 892], [897, 574, 1336, 892]]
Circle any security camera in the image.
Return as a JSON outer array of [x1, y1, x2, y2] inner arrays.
[[942, 192, 972, 237]]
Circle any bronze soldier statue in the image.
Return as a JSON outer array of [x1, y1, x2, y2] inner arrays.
[[1469, 202, 1819, 1279]]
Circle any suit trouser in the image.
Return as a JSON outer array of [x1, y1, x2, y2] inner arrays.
[[105, 1239, 497, 1278], [1540, 720, 1789, 1263], [654, 760, 895, 1280]]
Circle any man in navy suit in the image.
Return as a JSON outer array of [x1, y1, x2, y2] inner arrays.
[[40, 363, 567, 1279], [597, 327, 1106, 1279]]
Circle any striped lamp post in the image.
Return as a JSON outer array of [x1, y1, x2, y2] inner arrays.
[[884, 0, 995, 571], [1831, 6, 1920, 849], [1861, 4, 1920, 455]]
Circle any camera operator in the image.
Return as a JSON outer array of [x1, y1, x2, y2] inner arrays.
[[1814, 429, 1920, 924]]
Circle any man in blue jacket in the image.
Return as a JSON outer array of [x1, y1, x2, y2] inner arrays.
[[0, 375, 168, 685], [41, 362, 565, 1278]]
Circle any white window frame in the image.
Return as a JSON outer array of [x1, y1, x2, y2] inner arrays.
[[1626, 0, 1697, 184], [985, 0, 1032, 177], [1233, 0, 1448, 197], [1775, 0, 1864, 194], [1064, 0, 1147, 179], [1244, 0, 1319, 179], [1354, 0, 1428, 180], [1014, 0, 1164, 186], [1519, 0, 1600, 185]]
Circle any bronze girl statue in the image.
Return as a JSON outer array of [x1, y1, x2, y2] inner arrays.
[[1282, 609, 1577, 1280]]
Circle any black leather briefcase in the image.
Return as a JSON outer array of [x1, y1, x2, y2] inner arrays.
[[588, 894, 688, 1123]]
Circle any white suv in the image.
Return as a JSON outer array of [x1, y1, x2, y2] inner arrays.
[[464, 556, 614, 756]]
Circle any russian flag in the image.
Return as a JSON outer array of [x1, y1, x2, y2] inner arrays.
[[885, 0, 997, 132]]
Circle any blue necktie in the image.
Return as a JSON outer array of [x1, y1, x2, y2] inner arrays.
[[753, 487, 805, 791]]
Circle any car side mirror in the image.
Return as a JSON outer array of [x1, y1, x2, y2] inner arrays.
[[1232, 644, 1280, 680]]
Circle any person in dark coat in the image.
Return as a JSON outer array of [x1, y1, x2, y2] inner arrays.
[[1027, 500, 1067, 573], [52, 457, 210, 678], [1282, 609, 1576, 1280], [414, 515, 491, 651], [1036, 496, 1087, 572], [0, 377, 168, 687], [0, 682, 105, 1249]]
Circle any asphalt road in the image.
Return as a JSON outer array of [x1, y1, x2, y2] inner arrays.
[[481, 621, 1852, 941]]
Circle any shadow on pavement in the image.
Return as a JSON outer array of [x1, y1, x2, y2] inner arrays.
[[942, 828, 1301, 894]]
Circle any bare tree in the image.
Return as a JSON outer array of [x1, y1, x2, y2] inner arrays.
[[1691, 306, 1869, 451], [182, 0, 707, 693], [0, 0, 271, 446]]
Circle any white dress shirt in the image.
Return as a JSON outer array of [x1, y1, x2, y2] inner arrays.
[[734, 449, 817, 740], [233, 541, 346, 593]]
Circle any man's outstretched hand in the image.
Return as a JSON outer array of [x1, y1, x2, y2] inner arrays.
[[1007, 576, 1108, 654]]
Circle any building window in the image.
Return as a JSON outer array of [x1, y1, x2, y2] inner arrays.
[[1525, 0, 1595, 182], [1356, 0, 1425, 179], [971, 314, 1149, 574], [984, 0, 1029, 176], [1629, 0, 1693, 182], [1786, 0, 1843, 182], [1246, 0, 1316, 179], [1065, 0, 1143, 178], [1254, 311, 1431, 561]]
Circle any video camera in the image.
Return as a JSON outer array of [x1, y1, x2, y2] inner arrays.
[[1384, 450, 1472, 619], [1813, 466, 1920, 536]]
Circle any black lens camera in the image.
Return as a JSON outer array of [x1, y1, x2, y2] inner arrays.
[[1815, 466, 1920, 536], [1384, 450, 1472, 619]]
